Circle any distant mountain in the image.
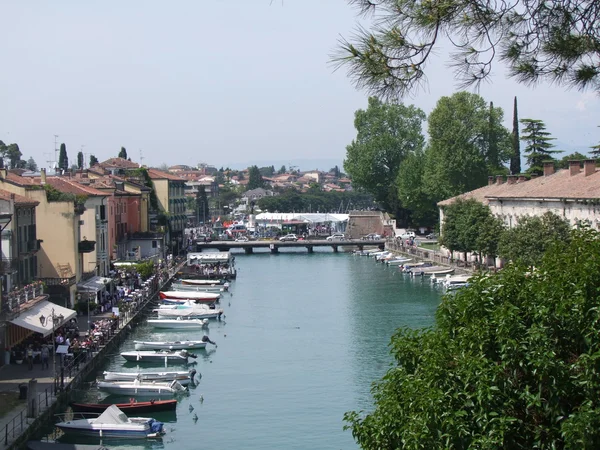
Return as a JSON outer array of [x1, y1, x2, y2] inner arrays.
[[220, 158, 345, 173]]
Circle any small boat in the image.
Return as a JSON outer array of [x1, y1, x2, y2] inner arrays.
[[120, 349, 196, 363], [171, 282, 229, 292], [55, 404, 165, 439], [402, 262, 433, 272], [179, 278, 226, 285], [156, 306, 223, 320], [159, 291, 221, 301], [97, 379, 187, 397], [134, 340, 209, 351], [411, 266, 455, 277], [103, 369, 198, 385], [70, 399, 178, 414], [386, 257, 412, 266], [147, 318, 209, 329]]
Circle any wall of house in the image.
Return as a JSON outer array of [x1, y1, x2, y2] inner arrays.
[[153, 179, 169, 212], [125, 196, 142, 234], [490, 199, 600, 229], [80, 196, 109, 278]]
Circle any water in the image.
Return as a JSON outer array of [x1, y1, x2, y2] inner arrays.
[[44, 249, 442, 449]]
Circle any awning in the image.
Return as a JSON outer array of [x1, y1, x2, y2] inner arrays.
[[9, 300, 77, 337], [77, 276, 112, 292]]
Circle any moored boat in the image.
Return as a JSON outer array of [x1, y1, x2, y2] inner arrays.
[[171, 282, 228, 292], [55, 404, 165, 439], [411, 266, 455, 277], [134, 340, 208, 351], [103, 369, 198, 385], [386, 257, 412, 266], [147, 318, 209, 329], [120, 349, 196, 363], [70, 399, 178, 414], [155, 306, 223, 320], [159, 291, 221, 301], [97, 379, 187, 397], [179, 278, 227, 285]]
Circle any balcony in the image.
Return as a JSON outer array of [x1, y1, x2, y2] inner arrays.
[[78, 239, 96, 253], [1, 281, 46, 317], [36, 276, 76, 287]]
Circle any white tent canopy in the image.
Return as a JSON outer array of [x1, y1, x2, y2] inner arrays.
[[77, 276, 112, 292], [10, 300, 77, 337]]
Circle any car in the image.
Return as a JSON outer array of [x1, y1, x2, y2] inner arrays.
[[197, 234, 212, 243], [400, 231, 416, 239], [425, 233, 438, 240], [326, 233, 346, 241], [279, 234, 298, 242], [362, 233, 382, 240]]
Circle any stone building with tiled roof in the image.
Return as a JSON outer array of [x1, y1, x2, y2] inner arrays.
[[438, 160, 600, 230], [147, 169, 186, 254]]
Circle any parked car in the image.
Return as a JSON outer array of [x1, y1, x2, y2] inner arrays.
[[362, 233, 381, 240], [326, 233, 346, 241], [400, 231, 416, 239], [425, 233, 438, 240], [279, 234, 298, 242]]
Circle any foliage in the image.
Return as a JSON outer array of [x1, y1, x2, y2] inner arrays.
[[2, 143, 23, 169], [135, 261, 154, 280], [590, 126, 600, 157], [556, 152, 588, 169], [396, 149, 437, 227], [344, 97, 426, 221], [422, 92, 511, 204], [498, 212, 571, 267], [333, 0, 600, 99], [257, 188, 374, 213], [77, 151, 84, 169], [329, 165, 342, 178], [44, 184, 87, 204], [128, 167, 159, 211], [277, 165, 286, 174], [58, 143, 68, 172], [89, 154, 99, 167], [345, 227, 600, 449], [247, 165, 265, 190], [258, 166, 275, 177], [196, 185, 210, 222], [510, 97, 521, 175], [25, 157, 38, 172], [520, 119, 561, 175], [118, 147, 128, 159]]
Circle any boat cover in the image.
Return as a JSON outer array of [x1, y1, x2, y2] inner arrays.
[[94, 405, 130, 425]]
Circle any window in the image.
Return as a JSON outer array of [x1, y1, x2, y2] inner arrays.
[[152, 240, 157, 248]]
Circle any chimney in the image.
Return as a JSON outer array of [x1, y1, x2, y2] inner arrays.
[[543, 161, 555, 177], [569, 160, 581, 177], [584, 159, 596, 177], [40, 168, 47, 185], [518, 175, 527, 183], [488, 176, 495, 186], [495, 175, 504, 185], [507, 175, 517, 185]]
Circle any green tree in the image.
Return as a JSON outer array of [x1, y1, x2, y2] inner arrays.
[[278, 165, 287, 174], [510, 97, 521, 175], [344, 97, 426, 223], [118, 147, 128, 159], [590, 126, 600, 157], [258, 166, 275, 177], [520, 119, 561, 175], [58, 143, 68, 172], [498, 212, 571, 267], [77, 151, 84, 169], [556, 152, 588, 169], [89, 154, 99, 167], [345, 227, 600, 449], [330, 165, 341, 178], [333, 0, 600, 98], [397, 149, 437, 227], [196, 185, 210, 223], [4, 143, 22, 169], [247, 165, 264, 190], [422, 92, 511, 204], [25, 157, 38, 172]]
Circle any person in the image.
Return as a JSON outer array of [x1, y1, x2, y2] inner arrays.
[[26, 345, 34, 370], [40, 344, 49, 369]]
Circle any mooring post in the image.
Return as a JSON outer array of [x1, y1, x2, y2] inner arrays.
[[306, 246, 313, 253], [332, 245, 338, 253], [244, 247, 253, 254]]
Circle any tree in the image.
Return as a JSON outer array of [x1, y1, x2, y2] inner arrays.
[[118, 147, 128, 159], [259, 166, 275, 177], [196, 185, 210, 223], [345, 227, 600, 449], [334, 0, 600, 99], [25, 157, 38, 172], [345, 97, 426, 222], [5, 143, 22, 169], [77, 151, 84, 169], [590, 126, 600, 157], [422, 92, 511, 204], [520, 119, 561, 175], [58, 143, 68, 172], [556, 152, 588, 169], [89, 154, 99, 167], [247, 165, 264, 190], [510, 97, 521, 175], [397, 149, 437, 227], [498, 212, 571, 267], [278, 165, 286, 174], [329, 165, 342, 178]]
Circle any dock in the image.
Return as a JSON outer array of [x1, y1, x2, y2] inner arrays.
[[195, 239, 386, 254]]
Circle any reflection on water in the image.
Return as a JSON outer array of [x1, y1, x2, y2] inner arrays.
[[35, 249, 440, 450]]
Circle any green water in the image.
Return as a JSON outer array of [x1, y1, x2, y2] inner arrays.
[[48, 249, 442, 449]]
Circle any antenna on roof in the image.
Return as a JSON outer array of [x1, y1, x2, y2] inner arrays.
[[54, 135, 59, 166], [139, 149, 144, 166]]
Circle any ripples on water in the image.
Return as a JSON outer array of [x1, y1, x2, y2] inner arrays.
[[40, 248, 441, 449]]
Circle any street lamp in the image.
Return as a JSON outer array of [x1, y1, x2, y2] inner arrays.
[[39, 309, 64, 394]]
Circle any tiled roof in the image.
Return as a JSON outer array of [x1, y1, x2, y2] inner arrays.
[[100, 158, 140, 169], [3, 171, 37, 187], [0, 189, 39, 206], [147, 168, 185, 181], [44, 178, 109, 197], [438, 167, 600, 206]]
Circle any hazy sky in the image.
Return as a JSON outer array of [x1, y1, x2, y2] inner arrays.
[[1, 1, 598, 171]]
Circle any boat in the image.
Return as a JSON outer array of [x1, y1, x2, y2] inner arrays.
[[96, 379, 187, 397], [170, 282, 228, 292], [401, 262, 433, 272], [155, 306, 223, 320], [386, 257, 412, 266], [120, 349, 196, 363], [70, 399, 178, 414], [179, 278, 226, 285], [55, 404, 165, 439], [134, 340, 209, 351], [411, 266, 455, 277], [159, 291, 221, 301], [103, 369, 198, 385], [27, 443, 108, 450], [147, 318, 209, 329]]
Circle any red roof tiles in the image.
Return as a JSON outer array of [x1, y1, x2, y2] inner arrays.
[[147, 168, 185, 181], [0, 189, 39, 206]]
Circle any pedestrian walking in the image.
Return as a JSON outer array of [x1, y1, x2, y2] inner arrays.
[[41, 344, 49, 369], [27, 345, 34, 370]]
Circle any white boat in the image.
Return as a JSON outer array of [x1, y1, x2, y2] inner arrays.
[[171, 282, 228, 292], [402, 262, 433, 272], [55, 404, 165, 438], [386, 257, 412, 266], [120, 349, 196, 363], [159, 291, 220, 301], [179, 278, 226, 285], [411, 266, 455, 277], [134, 340, 209, 351], [97, 379, 187, 397], [147, 318, 209, 329], [103, 369, 198, 385], [155, 306, 223, 320]]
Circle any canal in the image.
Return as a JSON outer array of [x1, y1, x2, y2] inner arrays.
[[39, 248, 442, 449]]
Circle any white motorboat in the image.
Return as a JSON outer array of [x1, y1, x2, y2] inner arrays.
[[171, 282, 228, 292], [411, 266, 455, 277], [55, 404, 165, 438], [155, 306, 223, 320], [386, 257, 412, 266], [97, 379, 187, 397], [103, 369, 198, 385], [402, 262, 433, 272], [134, 340, 210, 351], [179, 279, 226, 285], [159, 291, 220, 302], [120, 349, 196, 364], [147, 318, 209, 329]]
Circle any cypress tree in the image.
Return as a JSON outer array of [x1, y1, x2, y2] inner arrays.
[[58, 143, 69, 172], [77, 151, 84, 169], [118, 147, 128, 159], [510, 97, 521, 175]]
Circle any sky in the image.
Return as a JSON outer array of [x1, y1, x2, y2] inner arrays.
[[1, 0, 599, 172]]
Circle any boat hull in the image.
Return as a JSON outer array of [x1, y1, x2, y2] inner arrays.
[[159, 291, 220, 301], [134, 341, 207, 351], [120, 352, 190, 363], [55, 424, 156, 439], [70, 400, 177, 414], [96, 384, 181, 397], [147, 319, 208, 329], [103, 370, 195, 385]]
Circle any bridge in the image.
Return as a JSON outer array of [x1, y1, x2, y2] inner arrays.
[[195, 239, 386, 254]]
